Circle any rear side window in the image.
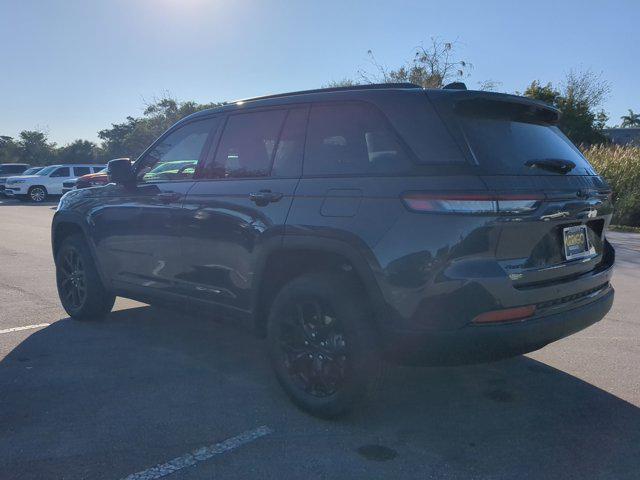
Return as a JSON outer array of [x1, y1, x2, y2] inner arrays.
[[74, 167, 91, 176], [304, 103, 412, 176], [0, 165, 26, 174], [206, 109, 287, 178]]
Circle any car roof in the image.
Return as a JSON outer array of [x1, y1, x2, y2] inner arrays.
[[179, 83, 559, 125], [43, 164, 105, 168], [181, 83, 423, 122]]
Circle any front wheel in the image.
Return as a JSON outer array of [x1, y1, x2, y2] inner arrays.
[[267, 273, 383, 418], [55, 234, 115, 320], [28, 186, 47, 202]]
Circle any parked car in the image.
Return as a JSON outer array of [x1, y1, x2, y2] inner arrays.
[[0, 163, 30, 195], [75, 168, 108, 190], [5, 164, 105, 202], [22, 166, 45, 175], [62, 166, 117, 194], [52, 83, 615, 417], [61, 179, 78, 195]]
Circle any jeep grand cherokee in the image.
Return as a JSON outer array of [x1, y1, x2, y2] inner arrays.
[[52, 83, 615, 417]]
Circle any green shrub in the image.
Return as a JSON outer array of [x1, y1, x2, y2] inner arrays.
[[583, 145, 640, 226]]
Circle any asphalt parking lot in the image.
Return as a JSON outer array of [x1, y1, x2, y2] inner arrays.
[[0, 198, 638, 480]]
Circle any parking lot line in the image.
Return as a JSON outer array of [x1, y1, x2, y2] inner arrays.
[[0, 323, 50, 334], [121, 425, 272, 480]]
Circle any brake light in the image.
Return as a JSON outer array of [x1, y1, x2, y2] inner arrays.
[[402, 192, 544, 215], [472, 305, 536, 324]]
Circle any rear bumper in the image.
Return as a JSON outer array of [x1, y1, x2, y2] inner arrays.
[[384, 285, 614, 366]]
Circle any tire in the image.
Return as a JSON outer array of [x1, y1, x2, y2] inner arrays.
[[28, 185, 47, 202], [267, 272, 383, 418], [55, 234, 115, 320]]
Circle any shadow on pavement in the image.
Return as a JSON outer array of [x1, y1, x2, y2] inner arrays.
[[0, 305, 638, 479], [0, 197, 59, 207]]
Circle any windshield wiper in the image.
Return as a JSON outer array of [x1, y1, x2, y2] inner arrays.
[[525, 158, 576, 174]]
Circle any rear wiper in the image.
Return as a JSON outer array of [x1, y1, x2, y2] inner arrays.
[[525, 158, 576, 174]]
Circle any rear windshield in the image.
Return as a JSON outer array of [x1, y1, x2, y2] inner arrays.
[[441, 97, 596, 175]]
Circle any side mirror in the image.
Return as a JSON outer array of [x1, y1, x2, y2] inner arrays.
[[107, 158, 134, 185]]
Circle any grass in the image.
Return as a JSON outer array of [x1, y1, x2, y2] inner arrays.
[[583, 144, 640, 227], [608, 224, 640, 233]]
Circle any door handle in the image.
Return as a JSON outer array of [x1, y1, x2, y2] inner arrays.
[[249, 190, 283, 206], [155, 192, 182, 204]]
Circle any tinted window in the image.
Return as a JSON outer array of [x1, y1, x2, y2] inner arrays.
[[271, 108, 307, 178], [74, 167, 91, 176], [51, 167, 70, 177], [441, 97, 595, 175], [205, 109, 287, 178], [304, 103, 412, 176], [138, 118, 219, 182], [460, 117, 595, 175], [0, 165, 26, 174]]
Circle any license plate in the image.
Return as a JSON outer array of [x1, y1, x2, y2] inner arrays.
[[563, 225, 591, 260]]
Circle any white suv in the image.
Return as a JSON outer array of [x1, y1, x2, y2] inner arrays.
[[5, 164, 105, 202]]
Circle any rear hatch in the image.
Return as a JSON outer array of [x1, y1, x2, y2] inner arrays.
[[427, 90, 614, 288]]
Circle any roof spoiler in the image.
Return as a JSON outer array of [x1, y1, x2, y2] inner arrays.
[[443, 82, 467, 90]]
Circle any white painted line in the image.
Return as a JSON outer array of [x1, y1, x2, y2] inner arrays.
[[0, 323, 50, 334], [121, 425, 272, 480]]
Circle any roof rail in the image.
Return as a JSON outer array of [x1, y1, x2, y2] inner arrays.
[[234, 83, 423, 104]]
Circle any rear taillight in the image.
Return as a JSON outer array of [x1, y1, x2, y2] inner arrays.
[[402, 192, 543, 215]]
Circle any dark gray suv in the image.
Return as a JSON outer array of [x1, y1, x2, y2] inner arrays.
[[52, 83, 615, 417]]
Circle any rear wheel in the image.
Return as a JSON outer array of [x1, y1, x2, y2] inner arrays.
[[55, 234, 115, 320], [267, 273, 382, 418], [28, 186, 47, 202]]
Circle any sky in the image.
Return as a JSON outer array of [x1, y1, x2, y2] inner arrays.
[[1, 0, 638, 145]]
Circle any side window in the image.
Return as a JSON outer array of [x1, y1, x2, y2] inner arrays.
[[51, 167, 70, 177], [271, 108, 307, 178], [7, 165, 26, 174], [304, 103, 412, 176], [204, 109, 287, 178], [73, 167, 91, 177], [137, 118, 220, 182]]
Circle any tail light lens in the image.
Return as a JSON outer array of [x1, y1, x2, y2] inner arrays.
[[402, 192, 544, 215]]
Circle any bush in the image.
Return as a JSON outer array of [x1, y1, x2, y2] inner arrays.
[[583, 145, 640, 226]]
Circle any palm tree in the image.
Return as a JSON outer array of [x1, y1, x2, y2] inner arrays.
[[620, 109, 640, 128]]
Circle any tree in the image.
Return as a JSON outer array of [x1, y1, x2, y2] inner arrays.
[[56, 139, 99, 164], [17, 130, 56, 165], [0, 136, 20, 163], [620, 109, 640, 128], [97, 94, 224, 161], [358, 38, 471, 88], [323, 78, 360, 88], [524, 70, 610, 145]]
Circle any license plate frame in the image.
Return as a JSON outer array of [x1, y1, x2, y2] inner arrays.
[[563, 225, 591, 261]]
